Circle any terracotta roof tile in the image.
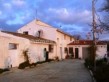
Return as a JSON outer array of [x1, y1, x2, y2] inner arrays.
[[68, 40, 106, 45], [2, 31, 55, 44]]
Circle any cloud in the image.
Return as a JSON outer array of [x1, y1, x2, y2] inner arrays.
[[6, 17, 24, 25], [6, 11, 34, 25], [3, 3, 12, 9], [0, 0, 106, 39], [0, 11, 2, 15], [12, 0, 26, 7], [48, 8, 92, 24], [0, 28, 3, 31], [0, 0, 36, 25]]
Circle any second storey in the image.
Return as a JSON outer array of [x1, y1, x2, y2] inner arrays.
[[17, 19, 75, 43]]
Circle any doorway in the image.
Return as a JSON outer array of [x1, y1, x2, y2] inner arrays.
[[69, 47, 74, 58], [9, 43, 18, 67], [75, 48, 79, 58], [60, 47, 63, 60], [82, 47, 89, 59]]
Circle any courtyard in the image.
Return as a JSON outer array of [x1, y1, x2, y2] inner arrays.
[[0, 59, 93, 82]]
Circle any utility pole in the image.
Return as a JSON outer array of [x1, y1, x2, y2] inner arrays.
[[92, 0, 96, 70]]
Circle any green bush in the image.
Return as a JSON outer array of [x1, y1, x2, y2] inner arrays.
[[18, 60, 30, 69], [96, 58, 107, 67], [54, 56, 59, 61], [0, 68, 9, 74], [84, 58, 94, 70], [18, 49, 31, 69], [65, 55, 70, 59], [89, 58, 109, 82], [94, 65, 109, 82]]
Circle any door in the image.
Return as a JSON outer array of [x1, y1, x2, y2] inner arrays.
[[8, 43, 18, 67], [75, 48, 79, 58], [69, 47, 74, 57], [82, 47, 89, 59], [9, 50, 18, 67], [60, 47, 63, 59]]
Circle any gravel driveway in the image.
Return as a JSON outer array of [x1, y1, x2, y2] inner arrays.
[[0, 59, 93, 82]]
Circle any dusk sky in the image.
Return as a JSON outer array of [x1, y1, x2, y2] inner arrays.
[[0, 0, 107, 39]]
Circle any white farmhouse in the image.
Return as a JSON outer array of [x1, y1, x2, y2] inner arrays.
[[68, 40, 107, 59], [0, 31, 55, 68], [17, 20, 75, 59]]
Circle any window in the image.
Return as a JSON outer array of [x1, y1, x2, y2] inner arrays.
[[9, 43, 17, 50], [64, 47, 68, 53], [69, 47, 73, 55], [70, 37, 72, 41], [49, 45, 54, 52], [23, 31, 28, 35]]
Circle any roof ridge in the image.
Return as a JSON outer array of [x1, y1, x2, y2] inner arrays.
[[57, 29, 74, 38], [35, 20, 53, 28]]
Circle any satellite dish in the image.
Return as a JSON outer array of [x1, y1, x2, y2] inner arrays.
[[36, 29, 43, 38]]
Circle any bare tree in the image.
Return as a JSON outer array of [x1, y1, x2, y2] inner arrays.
[[102, 0, 109, 12], [100, 0, 109, 30], [73, 34, 82, 40]]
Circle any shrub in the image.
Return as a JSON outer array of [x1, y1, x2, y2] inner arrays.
[[47, 59, 54, 62], [65, 55, 70, 59], [0, 68, 9, 74], [91, 58, 109, 82], [96, 58, 107, 67], [18, 60, 38, 69], [94, 65, 109, 82], [54, 56, 59, 61], [29, 63, 37, 67], [18, 49, 31, 69], [84, 58, 94, 70], [18, 61, 30, 69]]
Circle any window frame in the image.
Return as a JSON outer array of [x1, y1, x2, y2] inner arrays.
[[49, 45, 54, 52], [23, 31, 28, 35], [9, 43, 17, 50]]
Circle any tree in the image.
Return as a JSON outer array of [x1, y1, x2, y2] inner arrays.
[[102, 0, 109, 12], [100, 0, 109, 30], [73, 34, 82, 40]]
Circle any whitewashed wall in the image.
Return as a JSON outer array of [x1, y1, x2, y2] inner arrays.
[[0, 32, 56, 68], [68, 45, 107, 59], [0, 32, 30, 68], [96, 45, 107, 59], [17, 20, 57, 41], [56, 31, 74, 59], [17, 20, 75, 60], [28, 43, 56, 63]]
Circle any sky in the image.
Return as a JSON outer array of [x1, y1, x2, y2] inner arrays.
[[0, 0, 107, 39]]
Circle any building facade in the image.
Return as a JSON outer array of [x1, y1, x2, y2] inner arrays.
[[0, 31, 55, 68], [17, 20, 75, 59], [68, 40, 107, 59]]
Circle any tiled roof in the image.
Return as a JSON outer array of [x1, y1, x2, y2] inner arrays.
[[2, 31, 56, 44], [57, 29, 74, 38], [68, 40, 107, 45]]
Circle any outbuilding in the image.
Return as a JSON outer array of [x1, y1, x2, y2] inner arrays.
[[68, 40, 107, 59]]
